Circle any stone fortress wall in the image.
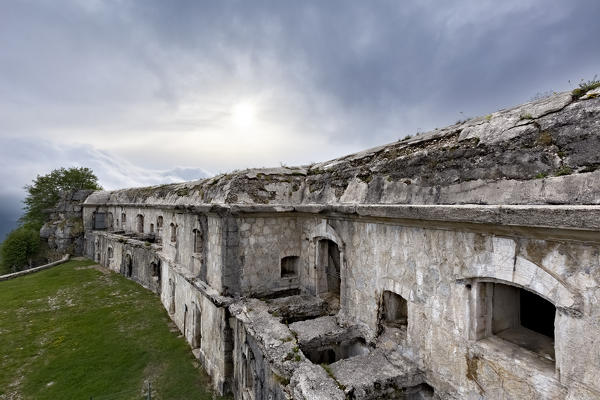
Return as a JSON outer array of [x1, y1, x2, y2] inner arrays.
[[75, 89, 600, 399]]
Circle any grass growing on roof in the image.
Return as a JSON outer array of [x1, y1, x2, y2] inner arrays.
[[0, 258, 230, 400]]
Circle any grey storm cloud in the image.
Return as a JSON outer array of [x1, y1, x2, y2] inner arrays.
[[1, 0, 599, 237], [2, 1, 599, 141]]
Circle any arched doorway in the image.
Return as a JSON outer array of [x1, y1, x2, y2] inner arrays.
[[316, 239, 341, 298], [136, 214, 144, 233]]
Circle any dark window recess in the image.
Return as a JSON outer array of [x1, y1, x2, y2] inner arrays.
[[281, 256, 299, 278], [94, 212, 106, 229], [486, 282, 556, 362], [193, 229, 203, 253], [150, 262, 160, 277], [382, 291, 408, 328], [520, 288, 555, 339], [170, 223, 177, 242], [125, 254, 133, 277], [136, 214, 144, 233]]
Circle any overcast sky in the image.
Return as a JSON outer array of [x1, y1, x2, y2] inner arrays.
[[1, 0, 599, 239]]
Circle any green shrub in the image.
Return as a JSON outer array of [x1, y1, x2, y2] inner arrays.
[[0, 227, 41, 274]]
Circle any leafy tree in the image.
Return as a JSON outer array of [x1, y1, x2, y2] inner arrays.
[[20, 167, 102, 230], [0, 227, 40, 274]]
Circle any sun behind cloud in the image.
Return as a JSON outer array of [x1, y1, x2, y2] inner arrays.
[[231, 101, 257, 128]]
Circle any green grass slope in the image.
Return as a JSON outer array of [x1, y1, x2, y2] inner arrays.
[[0, 258, 230, 400]]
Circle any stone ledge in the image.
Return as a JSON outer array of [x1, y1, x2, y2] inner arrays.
[[84, 203, 600, 232], [0, 254, 70, 281]]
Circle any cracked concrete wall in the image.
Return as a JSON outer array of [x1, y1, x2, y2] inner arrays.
[[83, 206, 600, 399], [325, 218, 600, 399], [237, 216, 303, 296], [86, 226, 233, 394], [230, 314, 289, 400], [89, 232, 162, 294], [163, 269, 231, 393], [206, 215, 225, 292]]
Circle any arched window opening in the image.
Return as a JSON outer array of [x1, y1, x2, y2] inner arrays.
[[157, 216, 163, 229], [136, 214, 144, 233], [121, 213, 127, 225], [473, 282, 556, 362], [193, 229, 203, 253], [170, 223, 177, 242], [150, 223, 154, 233], [107, 247, 113, 259], [281, 256, 299, 278]]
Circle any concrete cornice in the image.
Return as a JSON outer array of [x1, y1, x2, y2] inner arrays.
[[84, 203, 600, 234]]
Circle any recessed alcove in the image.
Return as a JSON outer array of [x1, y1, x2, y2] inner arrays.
[[473, 281, 556, 362], [382, 290, 408, 329], [280, 256, 299, 278]]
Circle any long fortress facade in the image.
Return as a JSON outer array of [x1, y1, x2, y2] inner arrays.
[[49, 89, 600, 399]]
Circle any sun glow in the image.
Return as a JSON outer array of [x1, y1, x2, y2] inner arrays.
[[231, 101, 257, 128]]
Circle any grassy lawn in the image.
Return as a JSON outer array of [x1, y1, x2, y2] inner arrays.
[[0, 258, 230, 400]]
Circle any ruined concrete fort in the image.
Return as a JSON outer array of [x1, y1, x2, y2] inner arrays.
[[41, 89, 600, 399]]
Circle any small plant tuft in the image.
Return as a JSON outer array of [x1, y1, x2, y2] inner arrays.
[[537, 131, 553, 146], [321, 363, 334, 375], [554, 166, 573, 176], [535, 172, 548, 179], [519, 113, 534, 120], [273, 373, 290, 386], [571, 75, 600, 99]]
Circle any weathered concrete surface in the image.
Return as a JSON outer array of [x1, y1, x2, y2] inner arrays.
[[289, 364, 345, 400], [289, 316, 363, 349], [266, 295, 329, 323], [329, 349, 425, 399]]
